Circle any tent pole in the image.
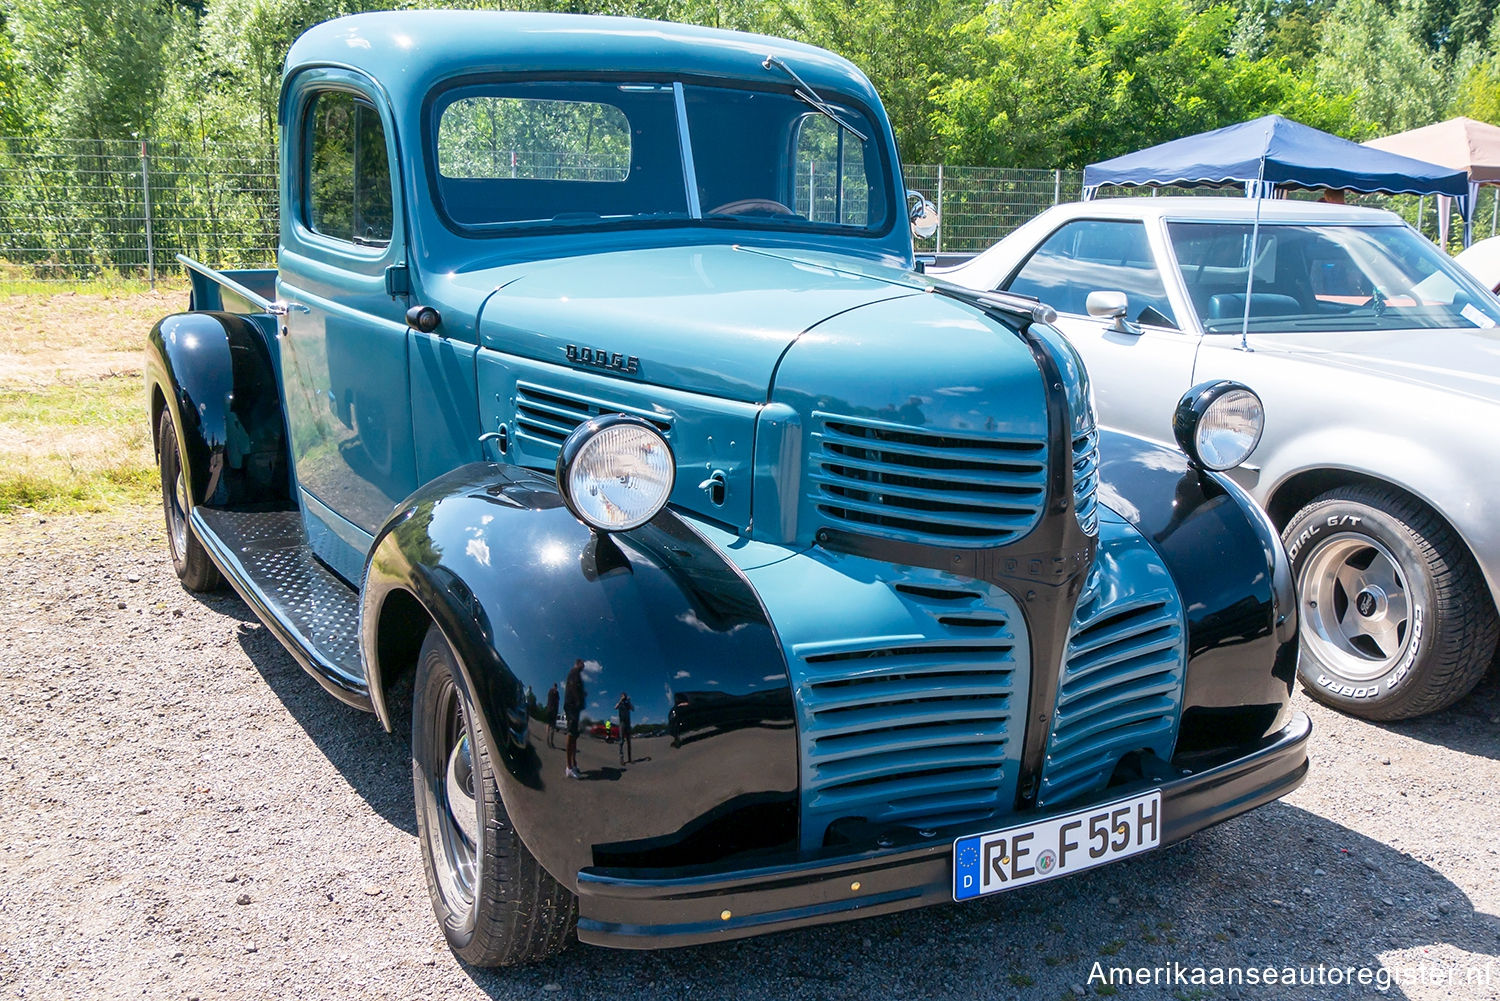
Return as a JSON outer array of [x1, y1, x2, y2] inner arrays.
[[1239, 163, 1266, 353], [1492, 187, 1497, 237]]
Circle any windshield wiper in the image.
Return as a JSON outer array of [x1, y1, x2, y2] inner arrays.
[[761, 55, 868, 142]]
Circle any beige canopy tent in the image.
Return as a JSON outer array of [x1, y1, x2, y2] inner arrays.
[[1365, 117, 1500, 247]]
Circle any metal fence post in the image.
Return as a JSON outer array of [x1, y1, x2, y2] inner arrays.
[[1054, 169, 1061, 206], [935, 163, 944, 254], [139, 140, 156, 288]]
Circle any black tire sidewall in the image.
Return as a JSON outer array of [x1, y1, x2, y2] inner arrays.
[[411, 629, 484, 952], [157, 408, 221, 591], [1283, 499, 1437, 713], [158, 408, 190, 576]]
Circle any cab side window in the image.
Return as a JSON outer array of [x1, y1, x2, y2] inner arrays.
[[306, 91, 393, 246], [1006, 219, 1177, 328]]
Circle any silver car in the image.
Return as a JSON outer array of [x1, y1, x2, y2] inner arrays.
[[940, 197, 1500, 720]]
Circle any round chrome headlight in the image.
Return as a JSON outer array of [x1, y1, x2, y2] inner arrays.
[[557, 414, 675, 532], [1172, 381, 1264, 471]]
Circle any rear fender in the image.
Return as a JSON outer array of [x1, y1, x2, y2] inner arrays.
[[145, 311, 292, 507], [360, 463, 798, 887]]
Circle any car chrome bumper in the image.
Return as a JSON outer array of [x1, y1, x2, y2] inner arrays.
[[575, 712, 1311, 949]]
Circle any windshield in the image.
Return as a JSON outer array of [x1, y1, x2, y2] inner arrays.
[[430, 79, 891, 236], [1167, 222, 1500, 333]]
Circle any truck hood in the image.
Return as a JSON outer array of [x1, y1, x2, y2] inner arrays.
[[1243, 327, 1500, 406], [474, 244, 924, 402]]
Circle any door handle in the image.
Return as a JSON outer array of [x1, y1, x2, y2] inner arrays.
[[267, 300, 310, 316]]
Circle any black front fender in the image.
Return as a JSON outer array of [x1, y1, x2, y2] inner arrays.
[[145, 311, 291, 507], [360, 464, 798, 887], [1097, 430, 1299, 752]]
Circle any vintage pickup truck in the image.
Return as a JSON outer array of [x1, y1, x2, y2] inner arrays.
[[146, 11, 1308, 966]]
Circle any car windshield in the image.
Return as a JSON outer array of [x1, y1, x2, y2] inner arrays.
[[430, 79, 891, 236], [1166, 221, 1500, 332]]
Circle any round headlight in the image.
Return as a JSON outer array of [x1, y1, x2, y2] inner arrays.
[[1172, 381, 1264, 471], [557, 414, 675, 532]]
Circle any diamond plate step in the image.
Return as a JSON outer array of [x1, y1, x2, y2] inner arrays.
[[191, 506, 369, 708]]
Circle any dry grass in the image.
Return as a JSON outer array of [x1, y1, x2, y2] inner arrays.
[[0, 286, 187, 513]]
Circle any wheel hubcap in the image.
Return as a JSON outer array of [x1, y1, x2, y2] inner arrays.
[[1302, 534, 1411, 681], [431, 685, 479, 906], [170, 468, 189, 556], [445, 732, 479, 846]]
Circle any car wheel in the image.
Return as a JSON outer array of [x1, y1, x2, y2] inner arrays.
[[1283, 485, 1498, 720], [157, 408, 223, 592], [411, 625, 576, 966]]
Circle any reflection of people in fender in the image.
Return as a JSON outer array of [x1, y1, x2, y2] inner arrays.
[[544, 682, 559, 749], [564, 659, 585, 779], [616, 692, 634, 765]]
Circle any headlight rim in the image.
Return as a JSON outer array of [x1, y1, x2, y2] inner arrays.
[[1172, 380, 1264, 472], [556, 413, 676, 533]]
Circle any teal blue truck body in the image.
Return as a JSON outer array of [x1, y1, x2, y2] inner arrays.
[[150, 10, 1307, 955]]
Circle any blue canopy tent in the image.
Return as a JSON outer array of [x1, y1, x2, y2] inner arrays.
[[1082, 115, 1474, 344], [1082, 114, 1471, 218]]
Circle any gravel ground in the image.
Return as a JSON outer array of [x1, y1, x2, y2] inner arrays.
[[2, 506, 1498, 1001]]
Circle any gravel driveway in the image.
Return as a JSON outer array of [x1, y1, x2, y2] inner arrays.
[[2, 507, 1497, 1001]]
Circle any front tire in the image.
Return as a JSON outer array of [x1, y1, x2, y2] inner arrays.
[[1283, 485, 1497, 720], [157, 408, 223, 592], [411, 625, 576, 966]]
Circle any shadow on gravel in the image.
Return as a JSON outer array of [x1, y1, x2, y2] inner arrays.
[[202, 581, 1497, 998], [1368, 667, 1500, 762], [460, 802, 1499, 1001], [233, 619, 417, 835]]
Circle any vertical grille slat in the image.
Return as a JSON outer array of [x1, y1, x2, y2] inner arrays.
[[809, 412, 1047, 546], [1038, 520, 1187, 810], [794, 576, 1028, 849], [1073, 427, 1100, 537]]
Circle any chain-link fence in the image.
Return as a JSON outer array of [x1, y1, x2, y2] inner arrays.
[[906, 165, 1085, 254], [0, 137, 277, 283], [1, 138, 1495, 283]]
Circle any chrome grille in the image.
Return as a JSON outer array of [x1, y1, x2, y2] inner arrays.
[[513, 382, 670, 454], [809, 413, 1047, 546], [795, 577, 1026, 849], [1038, 527, 1186, 809], [1073, 427, 1100, 536]]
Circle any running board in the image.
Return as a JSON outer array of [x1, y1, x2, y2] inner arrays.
[[190, 506, 372, 711]]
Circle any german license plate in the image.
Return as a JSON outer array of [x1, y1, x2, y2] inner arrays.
[[953, 791, 1161, 900]]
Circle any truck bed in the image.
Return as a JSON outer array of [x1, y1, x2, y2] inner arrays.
[[180, 255, 276, 314]]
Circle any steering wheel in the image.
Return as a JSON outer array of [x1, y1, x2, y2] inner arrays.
[[707, 198, 796, 217]]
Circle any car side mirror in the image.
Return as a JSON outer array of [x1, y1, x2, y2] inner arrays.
[[906, 189, 940, 240], [1086, 290, 1140, 334]]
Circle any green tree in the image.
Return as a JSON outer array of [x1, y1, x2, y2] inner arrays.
[[6, 0, 197, 139], [1314, 0, 1448, 131], [770, 0, 979, 163], [1453, 50, 1500, 122], [0, 15, 29, 137], [930, 0, 1362, 169]]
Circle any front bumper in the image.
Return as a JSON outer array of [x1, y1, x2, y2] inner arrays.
[[576, 712, 1310, 948]]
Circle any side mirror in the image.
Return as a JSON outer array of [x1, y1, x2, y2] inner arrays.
[[1085, 290, 1139, 334], [906, 189, 940, 240]]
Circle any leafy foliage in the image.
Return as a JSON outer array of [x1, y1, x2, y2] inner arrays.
[[0, 0, 1495, 166]]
